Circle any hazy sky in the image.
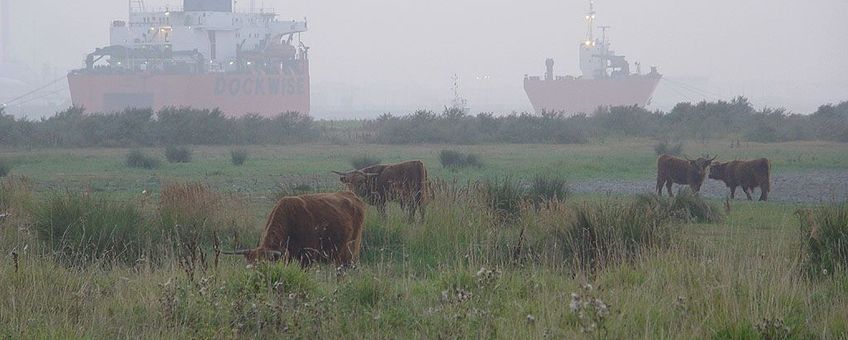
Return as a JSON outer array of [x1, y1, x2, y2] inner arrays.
[[5, 0, 848, 116]]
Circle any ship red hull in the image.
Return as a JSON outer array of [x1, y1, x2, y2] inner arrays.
[[524, 74, 661, 115], [68, 61, 309, 117]]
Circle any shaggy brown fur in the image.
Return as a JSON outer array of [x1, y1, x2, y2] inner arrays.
[[238, 191, 366, 266], [335, 160, 429, 221], [708, 158, 771, 201], [656, 154, 715, 196]]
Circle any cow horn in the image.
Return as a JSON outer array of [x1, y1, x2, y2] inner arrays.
[[709, 154, 718, 162], [357, 170, 379, 177], [683, 155, 692, 161], [331, 170, 347, 176], [222, 249, 251, 255]]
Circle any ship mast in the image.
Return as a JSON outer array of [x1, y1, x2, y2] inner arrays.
[[584, 0, 595, 46]]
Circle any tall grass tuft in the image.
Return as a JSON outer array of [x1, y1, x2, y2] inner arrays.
[[0, 158, 10, 177], [164, 145, 192, 163], [797, 202, 848, 277], [126, 149, 160, 169], [349, 154, 381, 170], [239, 261, 318, 295], [0, 176, 33, 214], [159, 182, 252, 251], [230, 149, 248, 166], [529, 174, 570, 209], [439, 150, 483, 169], [633, 189, 724, 224], [482, 177, 526, 220], [654, 140, 684, 156], [32, 193, 149, 265], [532, 199, 678, 272]]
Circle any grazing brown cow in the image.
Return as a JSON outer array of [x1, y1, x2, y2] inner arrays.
[[656, 154, 716, 196], [225, 191, 366, 266], [708, 158, 771, 201], [333, 160, 428, 221]]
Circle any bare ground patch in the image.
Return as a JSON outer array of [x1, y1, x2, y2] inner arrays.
[[570, 169, 848, 204]]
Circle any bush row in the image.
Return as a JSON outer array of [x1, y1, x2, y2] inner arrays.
[[1, 97, 846, 147], [363, 98, 848, 144], [0, 107, 319, 147]]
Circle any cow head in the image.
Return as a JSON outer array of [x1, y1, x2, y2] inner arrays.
[[223, 248, 283, 264], [708, 161, 728, 180], [332, 170, 379, 197], [685, 155, 717, 191]]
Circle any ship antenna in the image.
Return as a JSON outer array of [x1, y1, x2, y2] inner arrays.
[[598, 25, 610, 44], [129, 0, 145, 12], [584, 1, 596, 46]]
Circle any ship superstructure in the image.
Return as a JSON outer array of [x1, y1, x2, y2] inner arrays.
[[524, 1, 661, 115], [68, 0, 310, 116]]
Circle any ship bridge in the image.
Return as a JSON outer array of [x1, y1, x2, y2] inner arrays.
[[87, 0, 308, 73]]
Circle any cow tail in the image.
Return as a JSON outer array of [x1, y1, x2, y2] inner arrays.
[[760, 159, 771, 193]]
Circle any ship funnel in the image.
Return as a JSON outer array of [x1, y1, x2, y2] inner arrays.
[[544, 58, 554, 81]]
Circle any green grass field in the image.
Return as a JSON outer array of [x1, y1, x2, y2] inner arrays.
[[2, 139, 846, 194], [0, 139, 846, 338]]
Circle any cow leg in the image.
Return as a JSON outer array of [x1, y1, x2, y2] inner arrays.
[[377, 203, 387, 218], [335, 244, 353, 267], [406, 202, 416, 223], [758, 187, 768, 201], [730, 186, 736, 199], [666, 182, 674, 197], [418, 203, 426, 221], [656, 177, 664, 196], [743, 187, 753, 200]]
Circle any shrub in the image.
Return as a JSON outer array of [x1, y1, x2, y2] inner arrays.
[[230, 149, 248, 166], [0, 158, 9, 177], [654, 140, 684, 156], [32, 193, 149, 265], [164, 145, 192, 163], [797, 202, 848, 278], [554, 200, 677, 272], [633, 189, 724, 224], [482, 177, 526, 220], [529, 174, 569, 209], [350, 154, 381, 170], [126, 149, 160, 169], [439, 150, 483, 169]]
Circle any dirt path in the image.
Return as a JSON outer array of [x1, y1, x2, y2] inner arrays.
[[570, 169, 848, 204]]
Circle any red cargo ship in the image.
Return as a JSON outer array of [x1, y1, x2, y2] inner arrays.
[[68, 0, 309, 117], [524, 1, 661, 115]]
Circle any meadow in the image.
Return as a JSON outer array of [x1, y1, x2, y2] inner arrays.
[[0, 139, 846, 338]]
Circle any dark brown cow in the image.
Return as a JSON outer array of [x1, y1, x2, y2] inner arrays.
[[656, 154, 716, 196], [225, 191, 366, 266], [334, 160, 428, 221], [708, 158, 771, 201]]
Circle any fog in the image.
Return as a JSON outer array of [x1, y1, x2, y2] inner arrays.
[[3, 0, 847, 117]]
